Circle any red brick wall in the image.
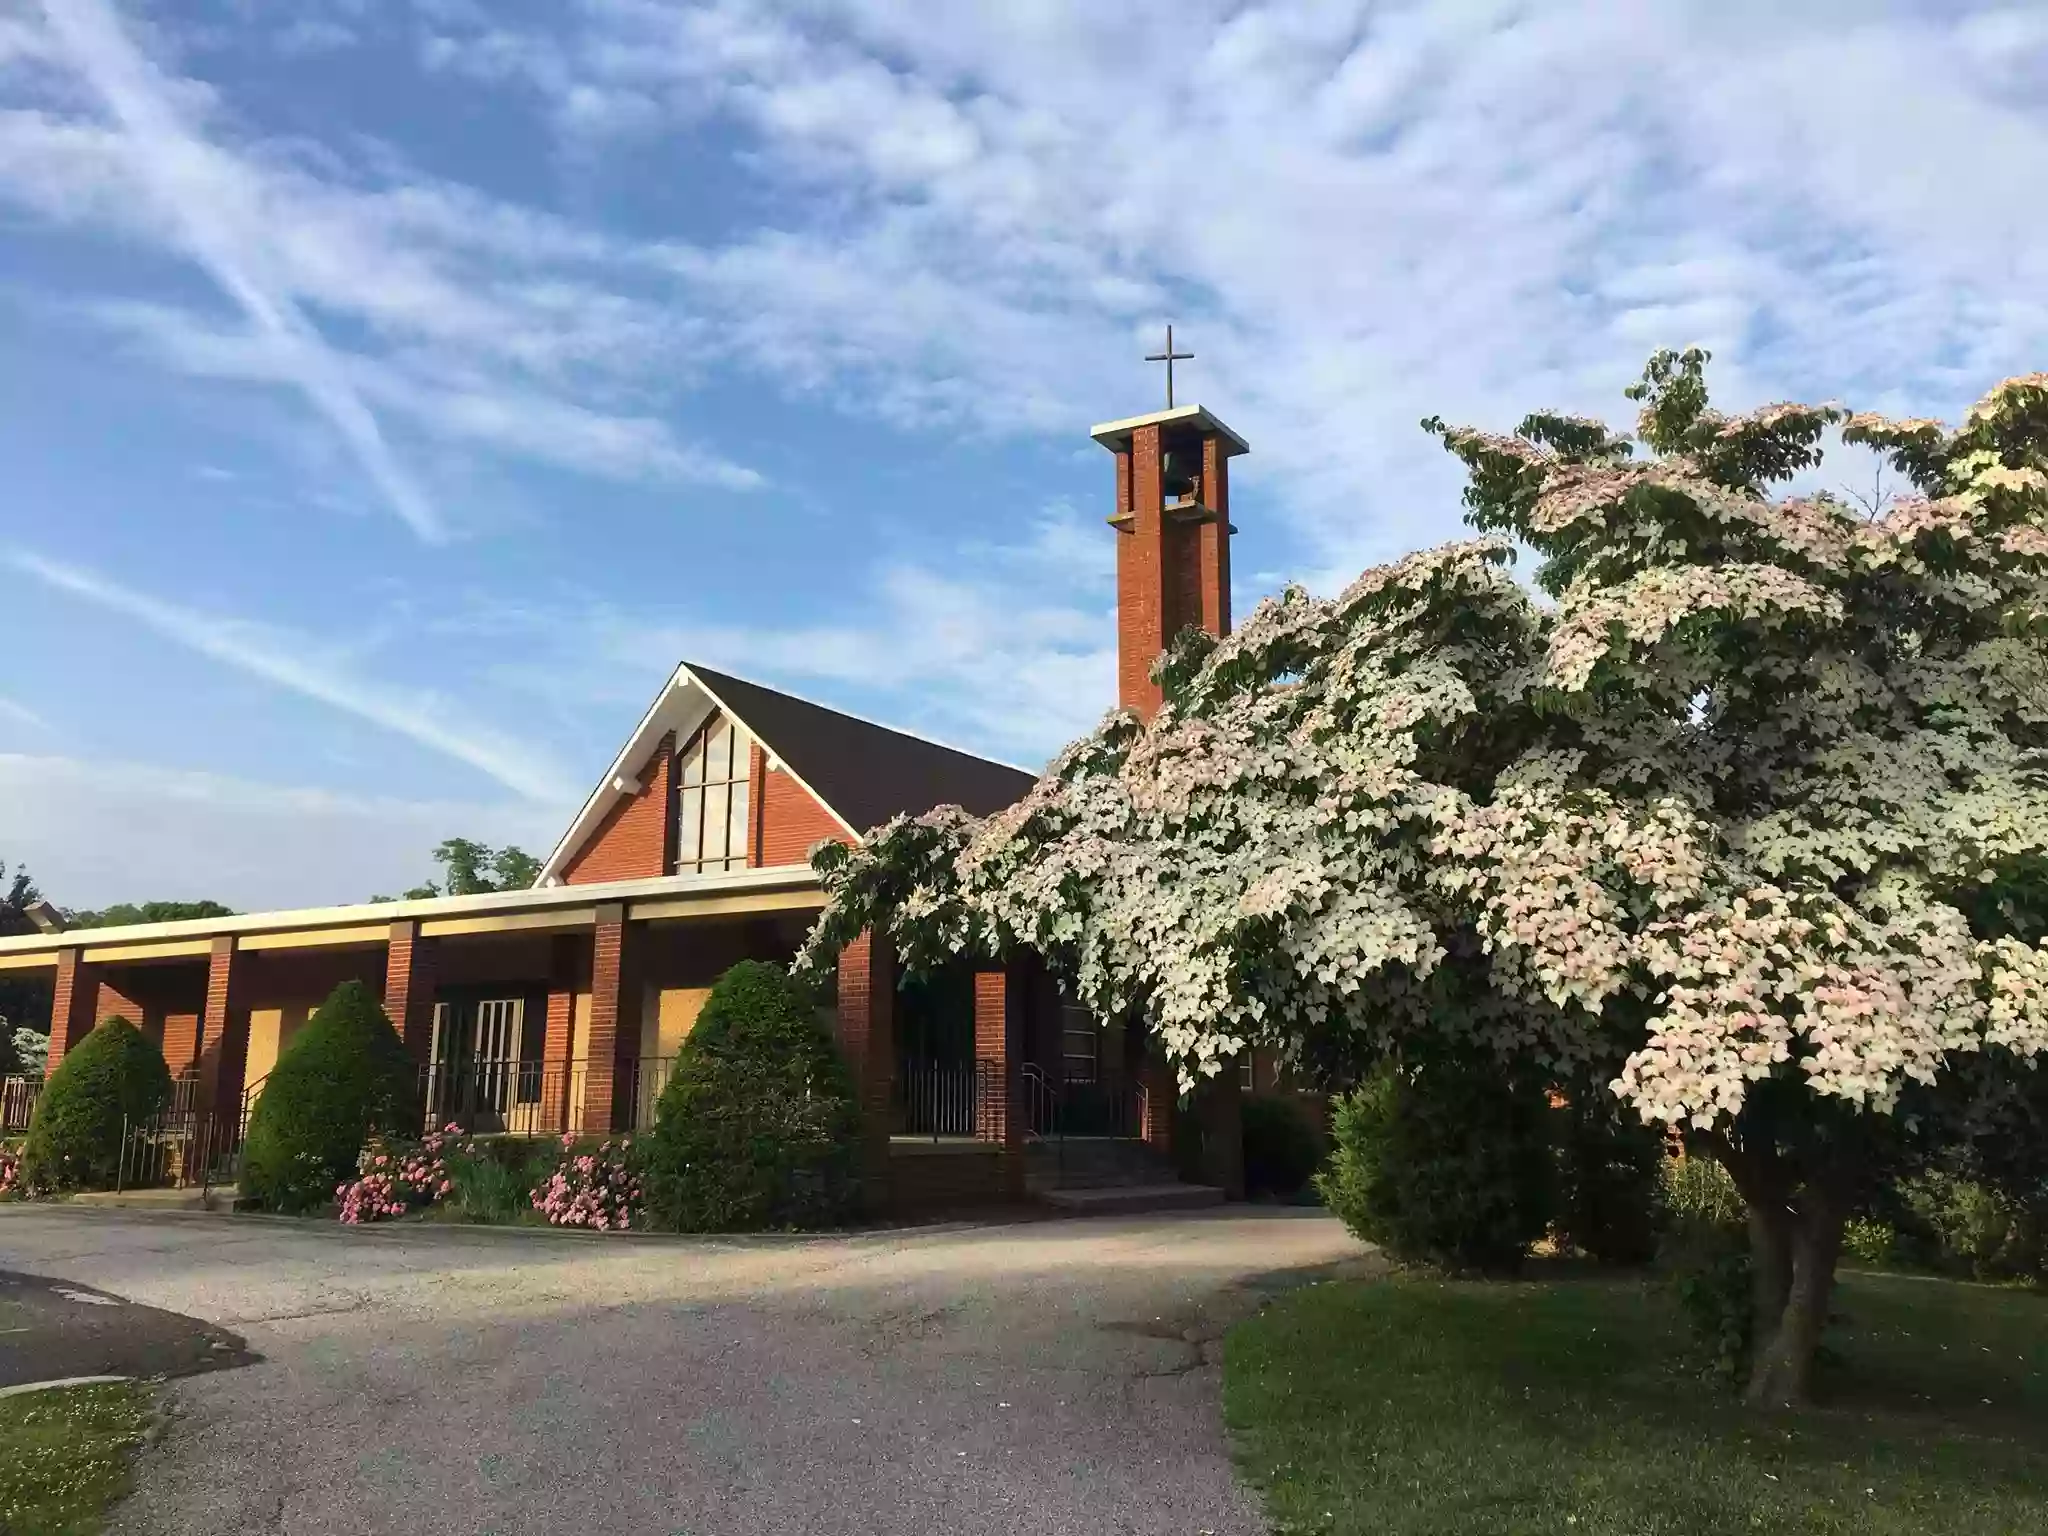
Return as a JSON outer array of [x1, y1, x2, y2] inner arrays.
[[160, 1013, 202, 1072], [563, 733, 676, 884], [887, 1146, 1014, 1212], [757, 754, 848, 868], [93, 979, 144, 1031]]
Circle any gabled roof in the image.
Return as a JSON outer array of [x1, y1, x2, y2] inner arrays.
[[535, 662, 1036, 886], [687, 663, 1036, 836]]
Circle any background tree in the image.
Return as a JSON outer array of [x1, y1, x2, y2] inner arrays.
[[374, 838, 543, 901], [798, 353, 2048, 1407], [69, 899, 235, 928], [0, 858, 48, 1075]]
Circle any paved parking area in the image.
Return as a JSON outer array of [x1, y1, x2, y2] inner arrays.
[[0, 1206, 1362, 1535]]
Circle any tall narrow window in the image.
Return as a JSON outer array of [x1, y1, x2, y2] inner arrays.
[[675, 713, 752, 874]]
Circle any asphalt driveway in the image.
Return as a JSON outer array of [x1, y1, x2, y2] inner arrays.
[[0, 1206, 1363, 1535]]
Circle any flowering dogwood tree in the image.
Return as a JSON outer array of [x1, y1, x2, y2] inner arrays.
[[798, 350, 2048, 1405]]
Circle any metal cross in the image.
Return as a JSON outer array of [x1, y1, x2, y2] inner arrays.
[[1145, 324, 1193, 409]]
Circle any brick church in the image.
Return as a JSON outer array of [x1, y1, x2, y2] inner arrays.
[[0, 398, 1259, 1211]]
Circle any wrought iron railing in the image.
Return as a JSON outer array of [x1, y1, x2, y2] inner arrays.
[[115, 1073, 245, 1194], [897, 1060, 1002, 1138], [1, 1074, 39, 1134], [416, 1056, 675, 1137], [1020, 1065, 1147, 1141]]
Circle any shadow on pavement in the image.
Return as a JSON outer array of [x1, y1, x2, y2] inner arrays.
[[0, 1270, 258, 1389]]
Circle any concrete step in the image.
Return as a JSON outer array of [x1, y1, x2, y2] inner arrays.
[[1025, 1136, 1179, 1191], [67, 1187, 228, 1212], [1039, 1182, 1226, 1216]]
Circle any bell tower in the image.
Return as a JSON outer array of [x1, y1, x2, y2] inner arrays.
[[1092, 393, 1251, 719]]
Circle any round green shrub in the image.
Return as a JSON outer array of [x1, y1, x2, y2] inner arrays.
[[1242, 1093, 1326, 1198], [20, 1017, 171, 1192], [241, 980, 419, 1213], [1316, 1056, 1551, 1273], [1549, 1088, 1666, 1266], [642, 960, 861, 1232]]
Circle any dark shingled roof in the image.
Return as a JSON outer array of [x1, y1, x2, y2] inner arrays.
[[686, 662, 1037, 835]]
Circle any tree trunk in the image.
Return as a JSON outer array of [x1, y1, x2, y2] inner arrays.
[[1743, 1196, 1844, 1408], [1746, 1200, 1793, 1338]]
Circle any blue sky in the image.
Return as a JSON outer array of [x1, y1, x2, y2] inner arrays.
[[2, 0, 2046, 910]]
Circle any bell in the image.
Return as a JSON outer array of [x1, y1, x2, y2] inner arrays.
[[1161, 447, 1200, 502]]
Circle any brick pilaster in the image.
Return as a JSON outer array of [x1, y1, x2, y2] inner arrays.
[[542, 933, 581, 1132], [46, 948, 96, 1077], [835, 930, 895, 1194], [583, 905, 635, 1133], [384, 920, 437, 1061], [197, 937, 249, 1119], [973, 965, 1026, 1197], [1141, 1050, 1176, 1158]]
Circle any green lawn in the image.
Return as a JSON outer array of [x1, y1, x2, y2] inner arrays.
[[1225, 1265, 2048, 1535], [0, 1381, 154, 1535]]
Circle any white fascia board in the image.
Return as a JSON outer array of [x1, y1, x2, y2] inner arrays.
[[0, 864, 822, 958]]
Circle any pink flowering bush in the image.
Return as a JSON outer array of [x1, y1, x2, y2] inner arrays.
[[335, 1124, 465, 1224], [0, 1142, 20, 1200], [529, 1135, 642, 1231]]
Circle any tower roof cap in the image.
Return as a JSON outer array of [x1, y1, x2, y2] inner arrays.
[[1088, 404, 1250, 457]]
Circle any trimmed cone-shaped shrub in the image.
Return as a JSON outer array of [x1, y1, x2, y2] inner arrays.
[[1242, 1093, 1327, 1199], [241, 980, 419, 1213], [643, 960, 862, 1232], [1317, 1056, 1552, 1273], [20, 1017, 171, 1192]]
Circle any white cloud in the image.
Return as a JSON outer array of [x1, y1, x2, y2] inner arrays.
[[33, 0, 442, 539], [0, 696, 49, 735], [0, 1, 763, 530], [468, 503, 1116, 766], [0, 754, 559, 910], [89, 299, 762, 493], [7, 550, 581, 804], [421, 0, 2048, 577]]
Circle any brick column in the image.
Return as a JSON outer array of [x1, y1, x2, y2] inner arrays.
[[195, 937, 250, 1120], [46, 948, 97, 1077], [1192, 1060, 1245, 1200], [1199, 433, 1232, 637], [835, 930, 895, 1197], [583, 905, 637, 1133], [1140, 1049, 1176, 1158], [384, 920, 437, 1062], [973, 965, 1026, 1197], [542, 933, 581, 1133]]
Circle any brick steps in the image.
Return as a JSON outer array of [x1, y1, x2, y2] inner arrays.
[[1039, 1182, 1226, 1215], [1024, 1136, 1178, 1192]]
